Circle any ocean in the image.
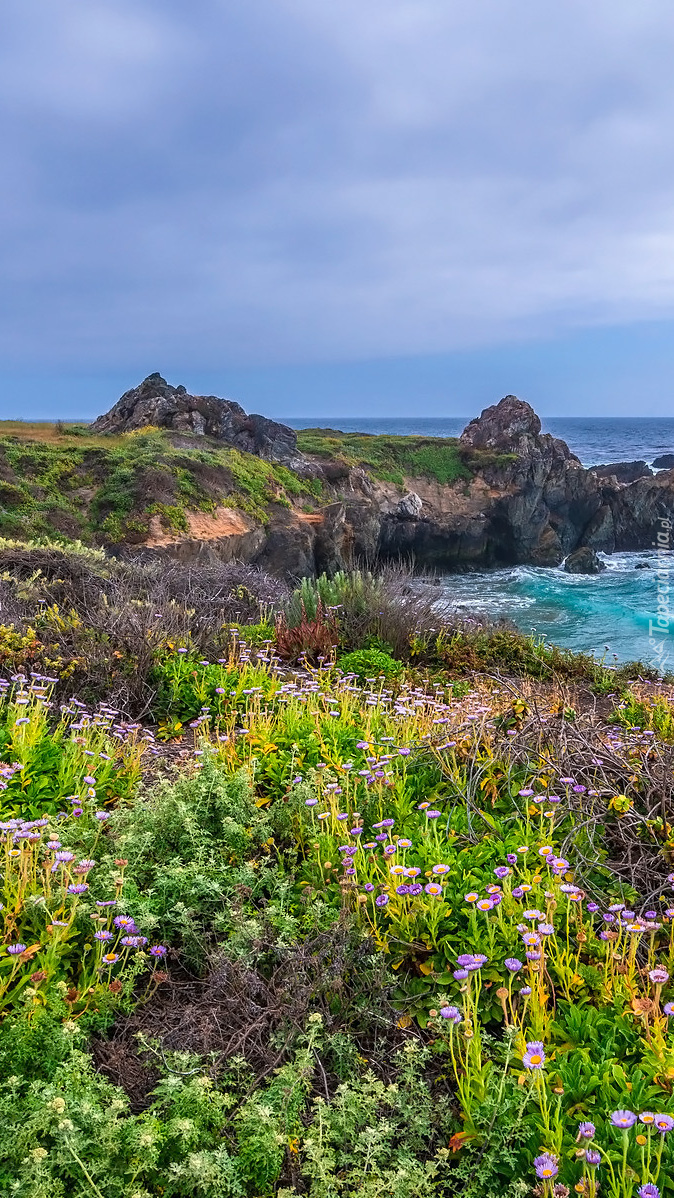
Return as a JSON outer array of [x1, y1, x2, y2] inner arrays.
[[285, 416, 674, 667], [285, 415, 674, 469]]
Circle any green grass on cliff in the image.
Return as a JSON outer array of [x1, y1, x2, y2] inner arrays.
[[0, 425, 321, 545], [296, 428, 472, 485]]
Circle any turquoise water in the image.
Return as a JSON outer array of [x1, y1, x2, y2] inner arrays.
[[286, 415, 674, 665], [435, 552, 669, 668]]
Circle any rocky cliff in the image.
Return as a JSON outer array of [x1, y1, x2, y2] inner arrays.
[[89, 383, 674, 576], [91, 372, 308, 472]]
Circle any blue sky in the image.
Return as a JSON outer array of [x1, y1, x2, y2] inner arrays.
[[2, 0, 674, 419]]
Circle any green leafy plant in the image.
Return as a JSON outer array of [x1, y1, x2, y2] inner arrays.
[[337, 647, 404, 684]]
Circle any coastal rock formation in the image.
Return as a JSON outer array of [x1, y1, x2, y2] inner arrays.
[[92, 373, 306, 470], [89, 384, 674, 577], [591, 461, 653, 484], [564, 546, 606, 574], [361, 397, 674, 572], [653, 454, 674, 469], [395, 492, 423, 519], [460, 394, 577, 461]]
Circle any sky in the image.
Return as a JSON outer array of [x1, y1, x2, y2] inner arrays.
[[2, 0, 674, 419]]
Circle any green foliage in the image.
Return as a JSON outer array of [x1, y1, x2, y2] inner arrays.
[[149, 503, 189, 533], [610, 688, 674, 741], [0, 1016, 242, 1197], [0, 681, 143, 820], [409, 623, 602, 682], [112, 760, 275, 965], [337, 647, 404, 684], [2, 547, 674, 1193], [228, 619, 276, 647], [296, 429, 471, 485], [285, 570, 382, 628], [150, 650, 279, 726]]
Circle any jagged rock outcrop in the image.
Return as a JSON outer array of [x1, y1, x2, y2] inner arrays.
[[653, 454, 674, 469], [395, 492, 423, 519], [591, 461, 652, 484], [370, 397, 674, 571], [564, 546, 606, 574], [92, 373, 307, 471], [460, 394, 577, 461], [456, 396, 601, 566]]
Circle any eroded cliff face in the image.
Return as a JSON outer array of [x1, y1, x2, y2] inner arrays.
[[105, 391, 674, 577]]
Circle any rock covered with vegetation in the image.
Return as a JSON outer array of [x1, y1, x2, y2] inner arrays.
[[0, 543, 672, 1194], [0, 389, 673, 573], [91, 371, 307, 470]]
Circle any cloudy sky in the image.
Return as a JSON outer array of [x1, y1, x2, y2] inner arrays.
[[2, 0, 674, 418]]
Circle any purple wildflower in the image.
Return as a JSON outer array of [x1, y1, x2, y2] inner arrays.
[[522, 1043, 546, 1070], [6, 943, 26, 955], [533, 1153, 558, 1179], [440, 1005, 462, 1023], [375, 894, 389, 907], [113, 915, 137, 931], [504, 958, 522, 972], [650, 968, 669, 985], [610, 1110, 637, 1129], [577, 1121, 596, 1139]]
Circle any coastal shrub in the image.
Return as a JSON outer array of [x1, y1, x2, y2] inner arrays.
[[0, 1017, 456, 1198], [285, 570, 382, 628], [0, 752, 273, 1014], [2, 627, 674, 1191], [284, 567, 446, 661], [407, 622, 600, 681], [0, 547, 289, 711], [0, 1018, 242, 1197], [275, 602, 338, 664], [110, 761, 276, 967], [0, 428, 319, 549], [337, 647, 404, 684], [610, 688, 674, 742]]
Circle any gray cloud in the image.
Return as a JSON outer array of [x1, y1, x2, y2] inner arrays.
[[1, 0, 674, 368]]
